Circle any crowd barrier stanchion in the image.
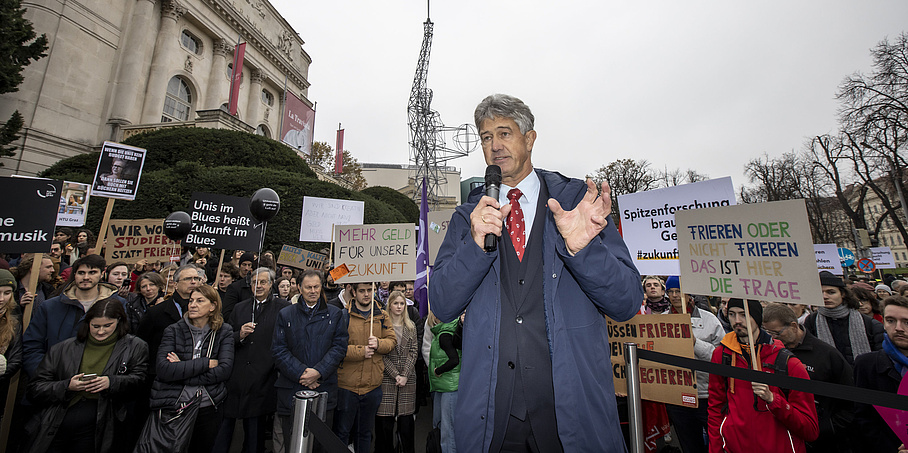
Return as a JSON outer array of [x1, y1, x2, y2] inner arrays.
[[624, 342, 644, 453], [289, 390, 325, 453]]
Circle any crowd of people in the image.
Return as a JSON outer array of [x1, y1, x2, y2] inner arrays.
[[2, 230, 908, 453], [0, 234, 460, 453]]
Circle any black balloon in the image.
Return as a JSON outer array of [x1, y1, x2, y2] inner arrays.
[[249, 188, 280, 223], [163, 211, 192, 241]]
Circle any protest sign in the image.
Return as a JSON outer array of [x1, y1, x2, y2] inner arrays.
[[333, 223, 416, 283], [299, 196, 365, 242], [618, 177, 736, 275], [57, 181, 91, 227], [0, 176, 62, 253], [184, 192, 263, 251], [814, 244, 840, 272], [91, 141, 146, 200], [608, 314, 698, 407], [277, 244, 327, 270], [870, 247, 896, 269], [427, 209, 455, 265], [677, 199, 822, 306], [104, 218, 179, 264]]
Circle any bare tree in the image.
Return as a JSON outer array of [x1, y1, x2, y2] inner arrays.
[[587, 158, 658, 222], [307, 141, 367, 190], [655, 167, 709, 187]]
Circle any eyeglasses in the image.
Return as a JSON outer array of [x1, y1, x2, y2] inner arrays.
[[179, 276, 202, 282], [764, 325, 790, 337]]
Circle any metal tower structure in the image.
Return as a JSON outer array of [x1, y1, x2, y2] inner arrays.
[[407, 8, 477, 208]]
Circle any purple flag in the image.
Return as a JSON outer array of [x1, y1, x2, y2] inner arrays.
[[415, 179, 429, 317]]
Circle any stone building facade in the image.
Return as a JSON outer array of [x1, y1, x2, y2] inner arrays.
[[1, 0, 311, 176]]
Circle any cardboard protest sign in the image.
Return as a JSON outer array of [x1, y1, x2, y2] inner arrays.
[[427, 209, 455, 265], [57, 181, 91, 227], [618, 177, 736, 275], [277, 244, 327, 270], [299, 196, 365, 242], [91, 141, 146, 200], [104, 219, 179, 264], [814, 244, 840, 272], [0, 176, 63, 253], [870, 247, 897, 269], [608, 314, 698, 407], [677, 199, 822, 306], [184, 192, 263, 251], [333, 224, 416, 283]]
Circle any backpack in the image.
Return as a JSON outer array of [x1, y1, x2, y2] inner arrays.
[[720, 344, 794, 397]]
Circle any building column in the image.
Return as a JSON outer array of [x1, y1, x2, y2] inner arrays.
[[139, 0, 186, 123], [205, 39, 230, 110], [246, 69, 263, 128], [109, 0, 157, 127]]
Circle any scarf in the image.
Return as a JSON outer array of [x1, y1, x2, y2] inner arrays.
[[646, 296, 671, 314], [816, 305, 871, 360], [72, 332, 119, 405], [883, 333, 908, 376]]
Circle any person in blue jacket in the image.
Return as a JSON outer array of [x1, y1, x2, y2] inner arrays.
[[430, 94, 643, 452]]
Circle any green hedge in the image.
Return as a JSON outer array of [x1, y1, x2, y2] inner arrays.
[[361, 186, 419, 223]]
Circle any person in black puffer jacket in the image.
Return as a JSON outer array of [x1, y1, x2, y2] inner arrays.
[[147, 285, 234, 453]]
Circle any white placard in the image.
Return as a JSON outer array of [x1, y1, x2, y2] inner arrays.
[[814, 244, 840, 271], [299, 196, 365, 243], [870, 247, 897, 269], [618, 177, 737, 275]]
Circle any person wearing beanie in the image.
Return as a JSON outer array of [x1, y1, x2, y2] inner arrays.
[[0, 269, 23, 387], [708, 298, 818, 452], [875, 284, 893, 300], [662, 276, 724, 453], [804, 271, 883, 365]]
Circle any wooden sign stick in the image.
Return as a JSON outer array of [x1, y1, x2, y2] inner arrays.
[[370, 281, 375, 338], [216, 249, 226, 278], [329, 223, 336, 267], [97, 198, 116, 252], [743, 305, 761, 371], [679, 283, 688, 315]]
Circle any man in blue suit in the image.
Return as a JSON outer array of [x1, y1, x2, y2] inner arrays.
[[431, 94, 643, 452]]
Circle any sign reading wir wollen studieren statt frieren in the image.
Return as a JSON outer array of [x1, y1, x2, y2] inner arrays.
[[104, 218, 180, 264], [677, 199, 823, 306], [91, 141, 146, 200], [333, 223, 416, 283], [183, 192, 263, 251]]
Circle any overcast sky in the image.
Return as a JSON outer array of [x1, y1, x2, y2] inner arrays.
[[269, 0, 908, 193]]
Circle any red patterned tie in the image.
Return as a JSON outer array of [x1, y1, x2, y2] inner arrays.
[[507, 188, 526, 261]]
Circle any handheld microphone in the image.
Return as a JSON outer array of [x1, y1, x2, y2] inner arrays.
[[483, 165, 502, 252]]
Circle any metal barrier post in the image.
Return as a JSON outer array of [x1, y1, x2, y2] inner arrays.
[[624, 342, 643, 453], [289, 390, 325, 453]]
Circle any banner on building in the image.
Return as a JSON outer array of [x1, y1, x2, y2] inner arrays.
[[618, 177, 736, 275], [814, 244, 840, 272], [335, 128, 344, 174], [0, 176, 62, 253], [609, 314, 698, 407], [299, 196, 365, 243], [280, 91, 315, 156], [91, 141, 146, 200], [677, 199, 823, 306], [870, 247, 897, 269], [333, 223, 416, 283], [277, 244, 327, 270], [183, 192, 263, 251], [228, 42, 246, 116], [104, 218, 179, 264]]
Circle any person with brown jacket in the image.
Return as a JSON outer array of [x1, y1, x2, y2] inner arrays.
[[334, 282, 397, 452]]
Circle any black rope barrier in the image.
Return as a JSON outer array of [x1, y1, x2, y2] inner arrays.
[[306, 410, 350, 453], [636, 349, 908, 411]]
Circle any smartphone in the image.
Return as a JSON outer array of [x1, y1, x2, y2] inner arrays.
[[80, 373, 97, 381], [121, 279, 131, 289]]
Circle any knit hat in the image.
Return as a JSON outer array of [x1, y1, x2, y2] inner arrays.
[[727, 298, 762, 326], [665, 276, 680, 290], [819, 271, 845, 288], [875, 284, 893, 295], [239, 252, 256, 265], [0, 269, 16, 290]]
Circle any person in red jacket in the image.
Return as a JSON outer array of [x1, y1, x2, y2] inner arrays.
[[708, 298, 818, 453]]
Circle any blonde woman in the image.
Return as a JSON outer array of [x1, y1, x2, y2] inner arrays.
[[375, 291, 418, 453]]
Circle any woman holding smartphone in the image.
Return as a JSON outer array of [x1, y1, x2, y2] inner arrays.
[[26, 297, 149, 453], [148, 285, 234, 452]]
